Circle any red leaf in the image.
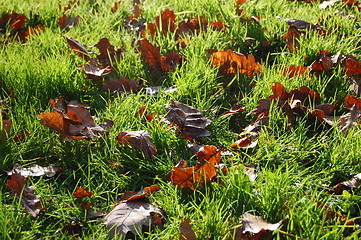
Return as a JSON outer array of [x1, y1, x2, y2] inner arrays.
[[344, 57, 361, 77], [345, 94, 361, 110], [73, 187, 94, 198], [122, 185, 160, 202], [0, 12, 26, 30], [283, 26, 301, 52]]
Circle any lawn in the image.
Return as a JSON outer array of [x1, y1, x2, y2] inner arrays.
[[1, 0, 361, 239]]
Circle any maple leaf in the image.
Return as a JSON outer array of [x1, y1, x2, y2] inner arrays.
[[116, 130, 157, 158], [232, 213, 282, 240], [6, 164, 61, 177], [73, 187, 94, 198], [6, 173, 43, 217], [103, 77, 141, 92], [39, 96, 109, 141], [164, 100, 212, 139], [104, 201, 164, 238], [180, 218, 196, 240], [171, 145, 221, 190], [94, 37, 124, 67], [206, 49, 263, 77], [146, 9, 177, 37], [137, 38, 183, 73]]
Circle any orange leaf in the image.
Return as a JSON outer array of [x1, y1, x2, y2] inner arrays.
[[171, 145, 221, 190], [73, 187, 93, 198]]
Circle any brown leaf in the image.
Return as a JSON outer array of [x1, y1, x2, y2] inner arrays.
[[283, 26, 301, 52], [66, 37, 91, 61], [73, 187, 94, 198], [138, 39, 183, 73], [223, 104, 246, 115], [39, 97, 108, 141], [62, 222, 83, 237], [6, 164, 61, 177], [94, 37, 124, 67], [180, 218, 196, 240], [344, 56, 361, 77], [277, 16, 324, 30], [6, 173, 43, 217], [164, 101, 212, 139], [329, 173, 361, 194], [147, 9, 177, 36], [103, 77, 141, 92], [58, 15, 79, 29], [0, 11, 26, 31], [116, 130, 157, 158], [171, 145, 221, 190], [104, 201, 164, 238], [83, 59, 112, 80], [206, 49, 263, 77]]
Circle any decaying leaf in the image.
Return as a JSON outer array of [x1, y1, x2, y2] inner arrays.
[[6, 164, 61, 177], [73, 187, 94, 198], [206, 49, 263, 77], [277, 16, 324, 30], [138, 38, 183, 74], [329, 173, 361, 194], [116, 130, 157, 158], [180, 218, 196, 240], [104, 201, 164, 238], [103, 77, 141, 92], [164, 100, 212, 139], [6, 173, 43, 217], [121, 185, 160, 202], [39, 96, 109, 141], [171, 145, 221, 190], [232, 213, 282, 239]]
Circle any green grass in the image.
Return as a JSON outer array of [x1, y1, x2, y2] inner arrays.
[[2, 0, 361, 239]]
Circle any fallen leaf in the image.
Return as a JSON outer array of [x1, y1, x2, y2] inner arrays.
[[206, 49, 263, 77], [277, 16, 324, 30], [104, 201, 164, 238], [66, 37, 92, 61], [282, 65, 309, 77], [6, 173, 43, 217], [138, 39, 183, 73], [94, 37, 124, 67], [6, 164, 61, 177], [180, 218, 196, 240], [171, 145, 221, 190], [329, 173, 361, 194], [103, 77, 141, 92], [232, 213, 282, 239], [58, 15, 79, 29], [62, 222, 83, 237], [122, 185, 160, 202], [282, 26, 301, 52], [116, 130, 157, 158], [164, 100, 212, 139], [39, 97, 108, 141], [73, 187, 94, 198]]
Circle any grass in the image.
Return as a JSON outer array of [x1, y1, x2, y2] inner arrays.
[[1, 0, 361, 239]]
